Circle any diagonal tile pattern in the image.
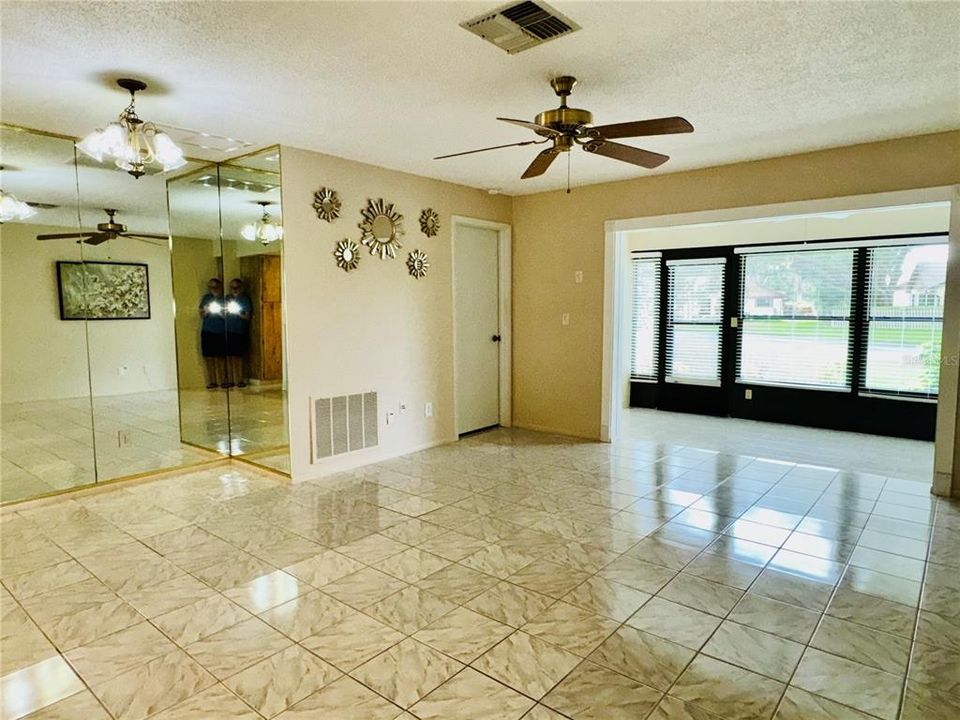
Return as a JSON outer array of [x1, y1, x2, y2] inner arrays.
[[1, 426, 957, 719]]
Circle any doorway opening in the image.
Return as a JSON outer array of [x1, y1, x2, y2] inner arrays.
[[603, 192, 957, 492], [452, 216, 512, 437]]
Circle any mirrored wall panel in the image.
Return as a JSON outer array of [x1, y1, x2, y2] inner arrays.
[[166, 147, 288, 474], [2, 126, 289, 505], [0, 127, 94, 502], [75, 149, 220, 482], [219, 149, 288, 473], [167, 162, 233, 456]]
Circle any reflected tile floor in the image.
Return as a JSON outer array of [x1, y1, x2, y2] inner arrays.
[[1, 427, 958, 719], [1, 387, 289, 503]]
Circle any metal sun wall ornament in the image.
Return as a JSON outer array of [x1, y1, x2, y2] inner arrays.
[[406, 249, 430, 279], [333, 239, 360, 272], [419, 208, 439, 237], [313, 187, 341, 222], [359, 198, 403, 259]]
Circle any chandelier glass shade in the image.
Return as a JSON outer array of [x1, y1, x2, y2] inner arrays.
[[76, 79, 187, 179], [241, 202, 283, 245], [0, 189, 37, 223]]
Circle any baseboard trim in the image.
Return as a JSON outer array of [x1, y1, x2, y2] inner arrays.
[[511, 421, 602, 442], [932, 470, 954, 498], [296, 437, 455, 483]]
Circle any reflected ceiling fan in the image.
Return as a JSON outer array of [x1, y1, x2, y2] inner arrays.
[[435, 76, 694, 188], [36, 208, 168, 245]]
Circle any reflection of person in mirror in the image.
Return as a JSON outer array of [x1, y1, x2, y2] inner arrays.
[[225, 278, 252, 388], [199, 278, 226, 389]]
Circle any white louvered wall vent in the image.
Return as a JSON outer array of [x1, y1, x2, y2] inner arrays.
[[312, 392, 378, 462], [461, 1, 580, 54]]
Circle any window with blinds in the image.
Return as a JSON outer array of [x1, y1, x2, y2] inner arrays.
[[630, 253, 660, 381], [737, 248, 855, 390], [665, 258, 725, 385], [862, 242, 947, 398]]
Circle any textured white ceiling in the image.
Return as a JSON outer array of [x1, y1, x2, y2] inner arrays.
[[1, 1, 958, 195]]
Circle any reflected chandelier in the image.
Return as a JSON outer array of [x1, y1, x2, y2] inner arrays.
[[242, 201, 283, 245], [0, 188, 36, 223], [76, 78, 186, 179]]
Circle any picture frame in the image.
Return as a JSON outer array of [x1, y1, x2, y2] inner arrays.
[[56, 260, 151, 320]]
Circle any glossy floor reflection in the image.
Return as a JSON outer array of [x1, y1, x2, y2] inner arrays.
[[624, 409, 934, 483], [1, 428, 956, 719]]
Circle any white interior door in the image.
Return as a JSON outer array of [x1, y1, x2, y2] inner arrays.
[[454, 225, 500, 434]]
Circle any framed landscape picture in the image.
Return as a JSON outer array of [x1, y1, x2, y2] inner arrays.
[[56, 261, 150, 320]]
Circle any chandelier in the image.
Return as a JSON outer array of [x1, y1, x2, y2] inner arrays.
[[0, 188, 37, 223], [76, 78, 186, 179], [241, 201, 283, 244]]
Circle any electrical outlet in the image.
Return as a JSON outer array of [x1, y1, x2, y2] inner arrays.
[[118, 364, 129, 376], [399, 401, 407, 414], [561, 313, 570, 326], [118, 430, 131, 447], [574, 270, 583, 284], [425, 402, 433, 418], [745, 388, 753, 400]]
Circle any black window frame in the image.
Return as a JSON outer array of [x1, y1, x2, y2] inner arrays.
[[626, 231, 948, 440]]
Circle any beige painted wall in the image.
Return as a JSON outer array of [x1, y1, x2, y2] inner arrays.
[[624, 202, 951, 251], [1, 222, 89, 402], [1, 222, 177, 403], [171, 235, 220, 391], [511, 131, 960, 440], [280, 145, 511, 480], [939, 188, 960, 496]]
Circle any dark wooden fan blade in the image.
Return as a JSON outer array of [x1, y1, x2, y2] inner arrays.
[[497, 117, 559, 136], [83, 235, 110, 246], [591, 116, 694, 139], [521, 148, 560, 179], [121, 232, 169, 240], [583, 140, 669, 169], [36, 232, 95, 240], [123, 234, 167, 245], [434, 139, 545, 160]]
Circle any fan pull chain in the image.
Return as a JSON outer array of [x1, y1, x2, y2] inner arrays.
[[566, 151, 571, 194]]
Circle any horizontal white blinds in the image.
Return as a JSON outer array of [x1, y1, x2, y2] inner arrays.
[[862, 243, 947, 398], [630, 255, 660, 380], [665, 259, 725, 385], [737, 248, 855, 390]]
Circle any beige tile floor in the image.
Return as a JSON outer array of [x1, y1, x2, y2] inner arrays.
[[623, 409, 934, 483], [1, 388, 289, 503], [1, 427, 957, 719]]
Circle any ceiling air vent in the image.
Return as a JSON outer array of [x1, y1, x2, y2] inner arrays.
[[461, 1, 580, 54]]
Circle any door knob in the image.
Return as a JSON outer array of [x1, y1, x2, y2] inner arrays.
[[491, 334, 501, 342]]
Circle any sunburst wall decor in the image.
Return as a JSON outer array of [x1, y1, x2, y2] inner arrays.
[[419, 208, 439, 237], [333, 239, 360, 272], [359, 198, 403, 259], [406, 249, 430, 279], [313, 187, 341, 222]]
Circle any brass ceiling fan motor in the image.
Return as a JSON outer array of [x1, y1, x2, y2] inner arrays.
[[533, 76, 593, 136], [434, 75, 694, 181]]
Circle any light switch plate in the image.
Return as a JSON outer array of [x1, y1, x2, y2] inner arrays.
[[561, 313, 570, 326], [574, 271, 583, 284]]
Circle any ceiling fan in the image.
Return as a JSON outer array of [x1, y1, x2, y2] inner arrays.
[[36, 208, 168, 245], [435, 76, 694, 185]]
